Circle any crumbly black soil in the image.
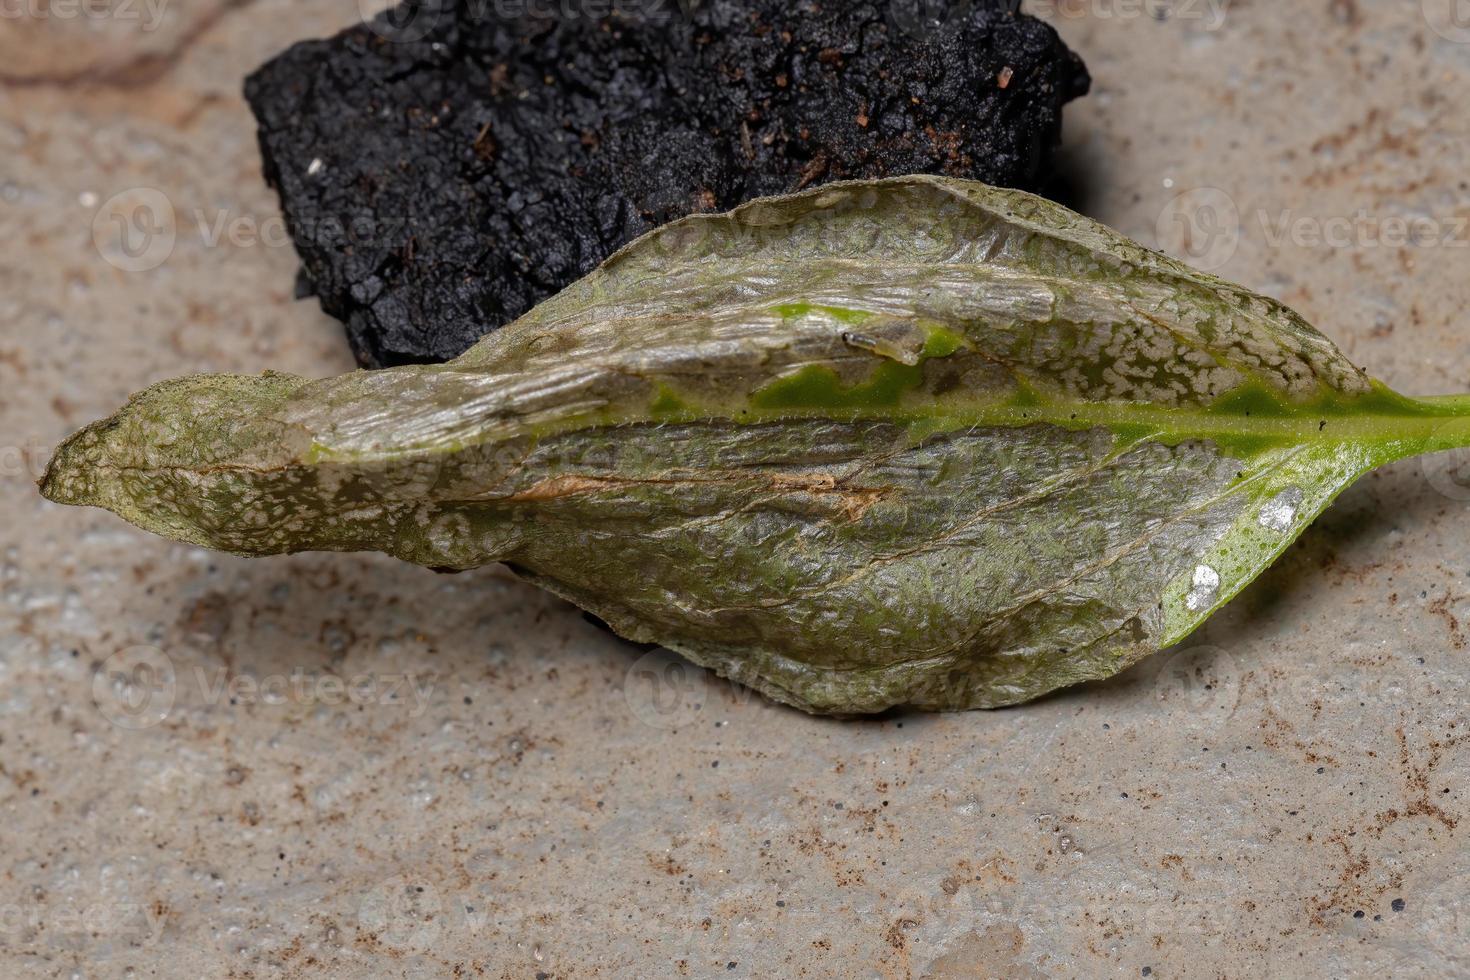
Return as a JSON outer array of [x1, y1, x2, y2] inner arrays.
[[245, 0, 1089, 367]]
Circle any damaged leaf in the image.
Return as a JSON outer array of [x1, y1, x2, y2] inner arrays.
[[40, 176, 1470, 713]]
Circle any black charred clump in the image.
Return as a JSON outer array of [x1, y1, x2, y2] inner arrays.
[[245, 0, 1090, 367]]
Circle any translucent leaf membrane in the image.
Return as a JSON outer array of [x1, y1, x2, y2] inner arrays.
[[41, 177, 1470, 713]]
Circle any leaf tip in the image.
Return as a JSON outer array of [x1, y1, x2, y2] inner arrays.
[[37, 420, 112, 510]]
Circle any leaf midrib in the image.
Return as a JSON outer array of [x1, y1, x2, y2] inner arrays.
[[296, 389, 1470, 469], [637, 394, 1470, 456]]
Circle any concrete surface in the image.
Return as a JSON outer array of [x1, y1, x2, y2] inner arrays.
[[2, 1, 1469, 976]]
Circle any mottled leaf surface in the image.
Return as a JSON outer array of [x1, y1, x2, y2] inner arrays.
[[41, 177, 1470, 712]]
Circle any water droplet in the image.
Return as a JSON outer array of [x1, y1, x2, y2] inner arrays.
[[1258, 486, 1304, 533], [1185, 565, 1220, 612]]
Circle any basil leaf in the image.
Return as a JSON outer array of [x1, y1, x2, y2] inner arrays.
[[41, 176, 1470, 713]]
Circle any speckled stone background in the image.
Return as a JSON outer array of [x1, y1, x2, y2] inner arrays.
[[3, 1, 1469, 977]]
